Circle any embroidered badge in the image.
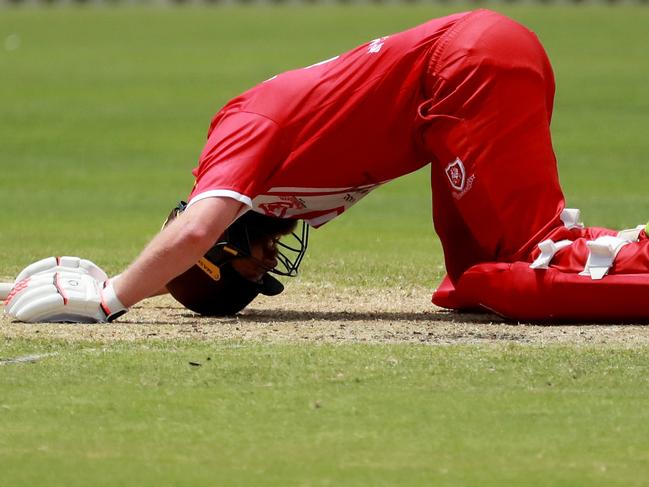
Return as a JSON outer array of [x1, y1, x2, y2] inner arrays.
[[445, 158, 466, 191]]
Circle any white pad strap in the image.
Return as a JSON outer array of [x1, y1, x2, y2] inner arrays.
[[617, 224, 645, 243], [530, 239, 573, 269], [560, 208, 584, 229], [580, 236, 630, 280]]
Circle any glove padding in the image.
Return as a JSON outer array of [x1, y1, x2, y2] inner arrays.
[[15, 256, 109, 283], [5, 272, 127, 324], [2, 255, 111, 309]]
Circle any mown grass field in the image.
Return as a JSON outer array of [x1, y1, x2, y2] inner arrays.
[[4, 339, 649, 486], [1, 4, 649, 485]]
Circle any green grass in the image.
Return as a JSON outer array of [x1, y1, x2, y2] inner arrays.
[[3, 339, 649, 486], [2, 5, 649, 485]]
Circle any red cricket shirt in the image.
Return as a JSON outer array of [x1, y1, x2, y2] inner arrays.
[[189, 12, 467, 227]]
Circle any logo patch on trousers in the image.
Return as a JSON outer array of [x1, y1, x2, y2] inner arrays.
[[445, 158, 466, 191]]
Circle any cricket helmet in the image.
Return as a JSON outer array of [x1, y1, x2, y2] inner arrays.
[[164, 201, 309, 316]]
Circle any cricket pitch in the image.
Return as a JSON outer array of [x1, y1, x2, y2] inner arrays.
[[2, 281, 649, 345]]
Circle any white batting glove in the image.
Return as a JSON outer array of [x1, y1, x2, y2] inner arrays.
[[4, 273, 127, 323]]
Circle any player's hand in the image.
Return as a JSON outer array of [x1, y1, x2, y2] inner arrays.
[[4, 272, 127, 323]]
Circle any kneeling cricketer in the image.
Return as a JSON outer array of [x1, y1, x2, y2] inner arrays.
[[4, 10, 649, 322]]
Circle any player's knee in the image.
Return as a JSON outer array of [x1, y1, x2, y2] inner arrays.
[[466, 11, 551, 76]]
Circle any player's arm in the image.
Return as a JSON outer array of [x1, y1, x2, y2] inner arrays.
[[113, 196, 244, 308], [5, 110, 276, 322]]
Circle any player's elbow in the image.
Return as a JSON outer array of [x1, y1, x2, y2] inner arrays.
[[176, 223, 219, 256], [165, 196, 240, 257]]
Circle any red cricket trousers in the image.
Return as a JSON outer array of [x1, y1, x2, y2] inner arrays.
[[419, 10, 649, 321], [419, 9, 565, 282]]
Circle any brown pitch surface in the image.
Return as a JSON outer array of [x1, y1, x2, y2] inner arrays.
[[2, 282, 649, 345]]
